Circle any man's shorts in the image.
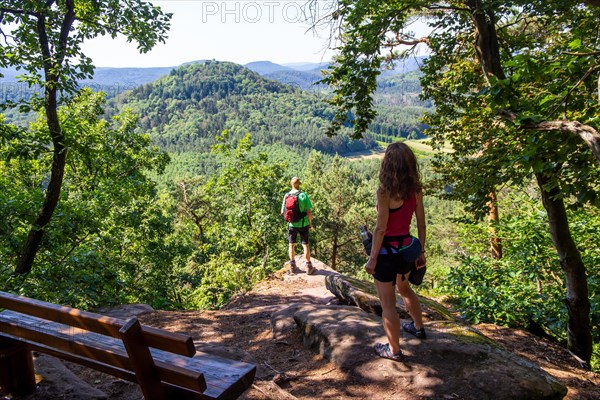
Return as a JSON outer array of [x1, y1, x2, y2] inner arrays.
[[288, 226, 309, 245], [373, 253, 413, 285]]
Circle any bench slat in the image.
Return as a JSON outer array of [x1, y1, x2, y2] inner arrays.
[[0, 292, 195, 357], [0, 312, 206, 393], [0, 310, 255, 399], [0, 338, 214, 400]]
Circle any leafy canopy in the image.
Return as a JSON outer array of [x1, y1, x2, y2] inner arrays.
[[0, 0, 172, 107]]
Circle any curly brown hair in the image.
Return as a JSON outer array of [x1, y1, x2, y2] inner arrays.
[[378, 142, 422, 199]]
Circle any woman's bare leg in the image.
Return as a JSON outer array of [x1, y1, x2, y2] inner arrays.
[[396, 275, 423, 329], [375, 279, 401, 353]]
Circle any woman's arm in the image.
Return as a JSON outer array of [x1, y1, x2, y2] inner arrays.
[[365, 190, 389, 275], [415, 191, 427, 266]]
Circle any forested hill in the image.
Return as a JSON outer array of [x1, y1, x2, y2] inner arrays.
[[112, 60, 375, 154]]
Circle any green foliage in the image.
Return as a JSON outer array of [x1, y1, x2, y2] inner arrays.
[[323, 0, 600, 213], [0, 0, 171, 107], [443, 256, 563, 328], [441, 190, 600, 369], [164, 132, 290, 309], [1, 0, 173, 276], [370, 105, 428, 140], [0, 90, 181, 308]]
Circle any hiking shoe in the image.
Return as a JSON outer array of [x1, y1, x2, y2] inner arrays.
[[374, 343, 403, 362], [403, 321, 427, 339], [288, 260, 300, 275], [306, 261, 316, 275]]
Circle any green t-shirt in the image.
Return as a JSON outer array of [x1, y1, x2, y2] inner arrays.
[[281, 189, 312, 228]]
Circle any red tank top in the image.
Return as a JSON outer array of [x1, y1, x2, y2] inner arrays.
[[384, 193, 416, 237]]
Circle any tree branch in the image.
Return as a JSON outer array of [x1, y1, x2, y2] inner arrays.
[[56, 0, 76, 66], [499, 110, 600, 164], [563, 51, 600, 56], [0, 7, 37, 16], [550, 62, 598, 118], [383, 33, 430, 47], [424, 4, 471, 13]]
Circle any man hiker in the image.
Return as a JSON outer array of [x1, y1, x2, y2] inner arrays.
[[281, 176, 314, 274]]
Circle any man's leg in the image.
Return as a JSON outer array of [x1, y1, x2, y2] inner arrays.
[[287, 243, 299, 273], [301, 243, 310, 263], [288, 227, 297, 261], [300, 228, 315, 274], [287, 228, 299, 273]]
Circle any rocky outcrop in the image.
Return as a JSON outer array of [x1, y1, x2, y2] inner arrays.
[[272, 272, 568, 400], [325, 273, 454, 321]]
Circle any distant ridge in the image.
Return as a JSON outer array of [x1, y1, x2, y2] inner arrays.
[[265, 69, 325, 91], [114, 60, 375, 155], [282, 62, 330, 72], [0, 57, 426, 96], [244, 61, 292, 75], [379, 55, 427, 76], [84, 66, 174, 90]]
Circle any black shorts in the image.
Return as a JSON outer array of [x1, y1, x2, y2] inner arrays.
[[373, 253, 413, 285], [288, 226, 309, 244]]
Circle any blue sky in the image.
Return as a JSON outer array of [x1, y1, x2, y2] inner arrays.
[[82, 1, 338, 67]]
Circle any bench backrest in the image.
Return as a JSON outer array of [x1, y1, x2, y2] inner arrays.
[[0, 291, 256, 400], [0, 291, 195, 357]]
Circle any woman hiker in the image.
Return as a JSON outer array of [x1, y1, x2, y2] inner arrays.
[[364, 142, 427, 361]]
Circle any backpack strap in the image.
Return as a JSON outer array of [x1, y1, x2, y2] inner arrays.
[[383, 234, 410, 242], [381, 234, 411, 254]]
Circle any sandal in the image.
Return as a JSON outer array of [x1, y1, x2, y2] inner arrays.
[[373, 343, 403, 362], [402, 321, 427, 339]]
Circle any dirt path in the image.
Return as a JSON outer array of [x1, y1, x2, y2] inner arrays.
[[21, 257, 600, 399]]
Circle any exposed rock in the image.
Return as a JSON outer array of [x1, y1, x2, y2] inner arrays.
[[93, 303, 154, 320], [272, 303, 567, 400], [325, 273, 455, 321]]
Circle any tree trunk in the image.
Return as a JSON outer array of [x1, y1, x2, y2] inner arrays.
[[15, 6, 74, 274], [535, 172, 592, 364], [330, 235, 338, 270], [465, 2, 505, 259], [466, 0, 505, 80], [487, 190, 502, 259], [15, 89, 67, 274]]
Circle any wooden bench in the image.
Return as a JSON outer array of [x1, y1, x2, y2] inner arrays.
[[0, 291, 256, 400]]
